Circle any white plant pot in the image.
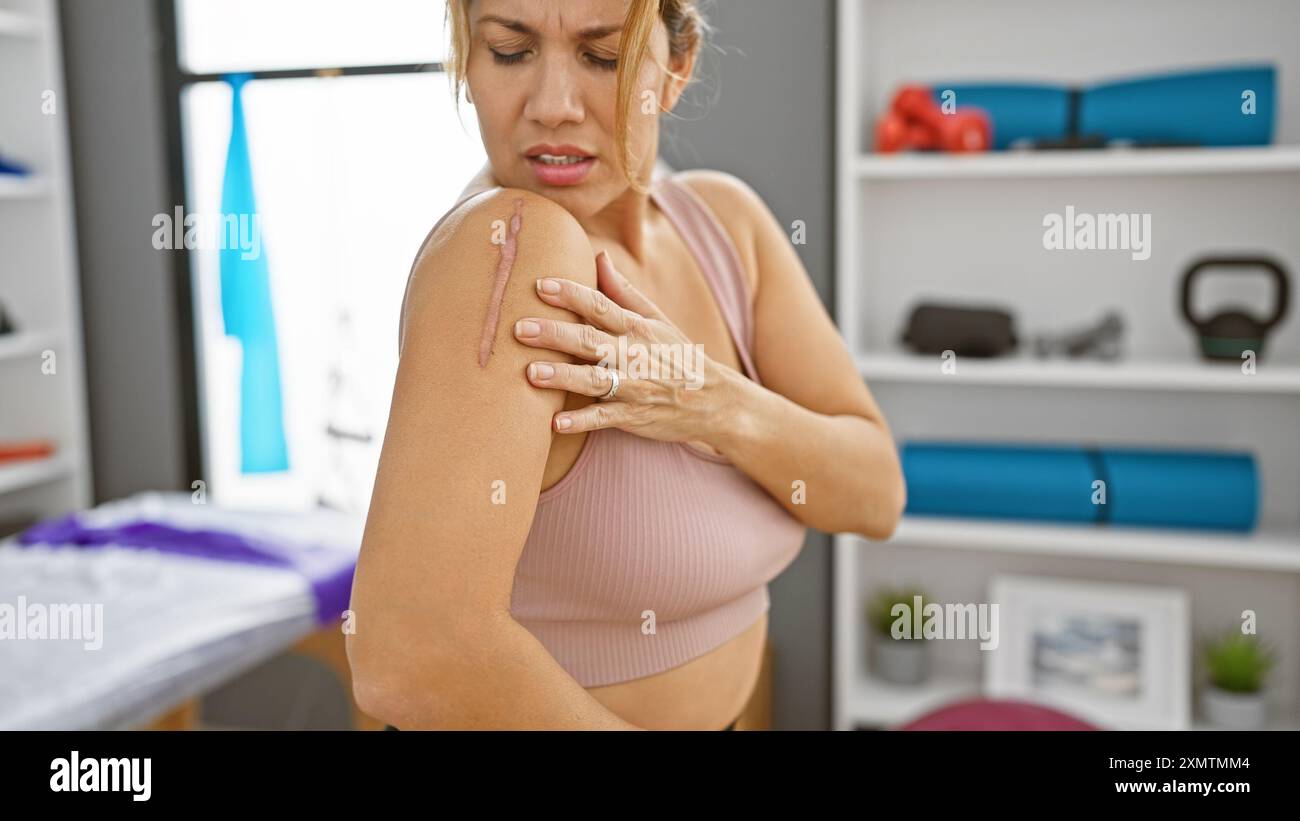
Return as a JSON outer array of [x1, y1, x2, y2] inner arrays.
[[871, 637, 928, 685], [1201, 686, 1268, 730]]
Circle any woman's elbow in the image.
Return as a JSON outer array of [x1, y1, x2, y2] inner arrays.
[[348, 636, 430, 728], [859, 464, 907, 541], [347, 627, 477, 729], [351, 666, 414, 729]]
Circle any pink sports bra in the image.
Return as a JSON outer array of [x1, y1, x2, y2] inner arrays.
[[508, 175, 807, 687]]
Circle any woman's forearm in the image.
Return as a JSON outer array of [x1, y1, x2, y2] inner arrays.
[[707, 367, 906, 539], [352, 612, 642, 730]]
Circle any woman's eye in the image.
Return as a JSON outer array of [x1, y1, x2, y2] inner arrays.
[[585, 53, 618, 71], [490, 48, 528, 65]]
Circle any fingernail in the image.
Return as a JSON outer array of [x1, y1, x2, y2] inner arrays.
[[530, 363, 554, 380], [555, 415, 572, 431], [515, 319, 540, 338], [537, 278, 561, 295]]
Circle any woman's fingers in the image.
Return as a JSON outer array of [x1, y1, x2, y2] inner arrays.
[[534, 273, 639, 335], [552, 400, 629, 433], [526, 361, 634, 399], [530, 253, 672, 338], [513, 316, 617, 361], [595, 251, 669, 321]]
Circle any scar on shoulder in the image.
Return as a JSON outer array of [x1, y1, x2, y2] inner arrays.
[[478, 198, 525, 368]]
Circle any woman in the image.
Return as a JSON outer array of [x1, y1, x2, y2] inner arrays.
[[346, 0, 905, 730]]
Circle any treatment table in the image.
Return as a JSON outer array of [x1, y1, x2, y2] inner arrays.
[[0, 491, 373, 730]]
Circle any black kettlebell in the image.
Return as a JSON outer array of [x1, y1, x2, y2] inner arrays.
[[1181, 256, 1289, 361]]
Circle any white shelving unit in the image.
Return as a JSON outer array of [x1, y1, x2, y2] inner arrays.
[[834, 0, 1300, 731], [0, 7, 41, 37], [0, 174, 49, 198], [855, 145, 1300, 179], [886, 519, 1300, 574], [843, 669, 1300, 731], [856, 352, 1300, 394], [0, 0, 92, 531]]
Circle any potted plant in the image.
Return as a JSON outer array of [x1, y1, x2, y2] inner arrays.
[[866, 585, 930, 685], [1200, 630, 1275, 730]]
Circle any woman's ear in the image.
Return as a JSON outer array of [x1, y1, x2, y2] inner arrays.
[[660, 47, 698, 113]]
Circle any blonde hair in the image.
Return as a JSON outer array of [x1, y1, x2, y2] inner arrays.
[[444, 0, 709, 194]]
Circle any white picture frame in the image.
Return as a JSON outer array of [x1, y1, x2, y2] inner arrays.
[[986, 575, 1190, 730]]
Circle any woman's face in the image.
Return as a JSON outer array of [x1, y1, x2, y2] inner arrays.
[[465, 0, 689, 217]]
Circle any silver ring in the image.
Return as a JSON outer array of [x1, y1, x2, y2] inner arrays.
[[598, 368, 620, 401]]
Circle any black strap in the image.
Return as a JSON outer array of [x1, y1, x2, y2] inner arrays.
[[1066, 87, 1084, 138]]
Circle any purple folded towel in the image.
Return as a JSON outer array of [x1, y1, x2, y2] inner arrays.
[[17, 514, 355, 626]]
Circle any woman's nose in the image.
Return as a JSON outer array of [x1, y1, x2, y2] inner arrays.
[[522, 53, 585, 129]]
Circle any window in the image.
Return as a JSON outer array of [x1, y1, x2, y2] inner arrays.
[[177, 0, 448, 73], [167, 0, 486, 513]]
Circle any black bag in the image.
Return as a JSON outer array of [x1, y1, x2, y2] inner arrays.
[[900, 302, 1018, 357]]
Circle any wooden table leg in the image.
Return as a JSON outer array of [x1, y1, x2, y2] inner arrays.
[[142, 697, 200, 730]]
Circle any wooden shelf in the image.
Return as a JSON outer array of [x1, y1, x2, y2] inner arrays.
[[857, 352, 1300, 394], [856, 146, 1300, 180], [869, 516, 1300, 573]]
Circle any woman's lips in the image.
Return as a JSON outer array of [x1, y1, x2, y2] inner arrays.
[[527, 156, 596, 186]]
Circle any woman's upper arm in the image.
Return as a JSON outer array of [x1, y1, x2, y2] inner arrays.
[[350, 188, 596, 669]]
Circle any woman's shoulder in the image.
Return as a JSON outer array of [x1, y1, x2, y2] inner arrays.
[[667, 169, 764, 294], [670, 168, 758, 202], [411, 187, 586, 276], [399, 187, 595, 355]]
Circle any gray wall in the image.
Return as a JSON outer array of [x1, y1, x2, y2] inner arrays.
[[659, 0, 836, 730], [60, 0, 189, 501]]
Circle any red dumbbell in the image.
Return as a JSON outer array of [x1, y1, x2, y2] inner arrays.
[[875, 85, 991, 153], [874, 110, 909, 152]]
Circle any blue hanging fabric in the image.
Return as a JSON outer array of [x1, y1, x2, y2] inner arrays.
[[219, 73, 289, 473]]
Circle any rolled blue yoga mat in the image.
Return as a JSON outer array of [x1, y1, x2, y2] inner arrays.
[[1100, 449, 1258, 531], [901, 443, 1097, 523], [932, 84, 1072, 150], [931, 64, 1275, 149], [901, 443, 1258, 532], [1082, 65, 1275, 147]]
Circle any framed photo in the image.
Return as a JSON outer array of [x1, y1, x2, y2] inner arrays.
[[985, 575, 1190, 730]]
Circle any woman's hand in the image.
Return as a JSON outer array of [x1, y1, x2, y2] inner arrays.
[[513, 250, 745, 445]]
